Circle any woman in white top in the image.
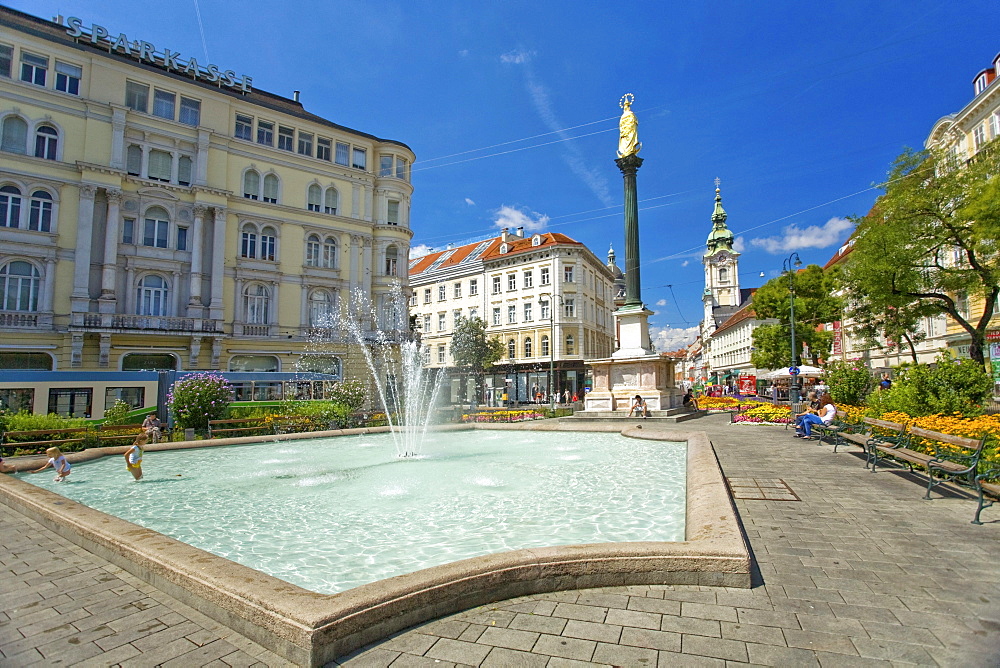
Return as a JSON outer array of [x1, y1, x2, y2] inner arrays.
[[797, 394, 836, 439]]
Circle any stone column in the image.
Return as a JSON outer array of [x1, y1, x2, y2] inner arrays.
[[124, 265, 135, 314], [99, 189, 123, 312], [42, 259, 56, 312], [71, 185, 97, 312], [615, 154, 644, 309], [187, 205, 206, 316], [170, 150, 180, 185], [209, 208, 226, 320], [349, 234, 360, 296], [140, 145, 150, 180], [171, 270, 181, 316]]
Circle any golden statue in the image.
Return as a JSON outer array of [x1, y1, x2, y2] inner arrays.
[[617, 93, 640, 158]]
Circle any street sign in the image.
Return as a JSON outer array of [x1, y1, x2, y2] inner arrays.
[[789, 366, 800, 376]]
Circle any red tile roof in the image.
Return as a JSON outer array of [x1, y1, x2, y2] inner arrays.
[[409, 232, 584, 277]]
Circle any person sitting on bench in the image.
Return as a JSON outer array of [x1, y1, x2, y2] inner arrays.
[[683, 390, 699, 411], [628, 394, 649, 418]]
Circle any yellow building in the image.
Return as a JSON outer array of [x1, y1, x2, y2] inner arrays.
[[925, 50, 1000, 388], [0, 8, 414, 415]]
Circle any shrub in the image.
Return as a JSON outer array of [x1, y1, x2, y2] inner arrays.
[[823, 359, 874, 406], [878, 353, 992, 417], [325, 379, 367, 413], [4, 411, 88, 433], [168, 372, 232, 431], [102, 399, 132, 426]]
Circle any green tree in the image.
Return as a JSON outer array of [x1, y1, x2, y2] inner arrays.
[[821, 359, 874, 406], [841, 144, 1000, 366], [750, 264, 841, 369], [102, 399, 132, 426], [168, 372, 232, 431], [450, 316, 505, 401], [869, 352, 992, 417], [843, 296, 935, 364]]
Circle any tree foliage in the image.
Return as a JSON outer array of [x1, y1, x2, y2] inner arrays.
[[864, 352, 992, 417], [822, 359, 874, 406], [841, 144, 1000, 365], [750, 264, 841, 369], [450, 316, 505, 373]]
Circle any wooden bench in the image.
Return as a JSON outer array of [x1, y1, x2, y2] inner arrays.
[[973, 469, 1000, 525], [903, 427, 986, 500], [207, 418, 272, 438], [94, 425, 148, 446], [0, 427, 88, 452], [861, 418, 909, 469], [812, 409, 861, 450]]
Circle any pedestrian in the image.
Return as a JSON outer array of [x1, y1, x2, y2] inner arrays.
[[683, 390, 699, 411], [879, 373, 892, 390], [124, 432, 147, 481], [31, 447, 71, 481]]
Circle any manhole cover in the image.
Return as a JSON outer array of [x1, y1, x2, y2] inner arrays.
[[726, 477, 800, 501]]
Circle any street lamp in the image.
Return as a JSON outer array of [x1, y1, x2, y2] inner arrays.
[[782, 252, 803, 407]]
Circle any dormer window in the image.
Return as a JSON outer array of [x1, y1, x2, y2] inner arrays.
[[974, 73, 989, 96], [499, 243, 509, 254], [531, 234, 542, 246]]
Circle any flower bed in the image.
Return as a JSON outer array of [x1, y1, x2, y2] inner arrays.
[[731, 403, 793, 425], [461, 410, 543, 423]]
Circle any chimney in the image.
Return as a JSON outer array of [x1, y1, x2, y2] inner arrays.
[[293, 90, 300, 103], [501, 227, 510, 242], [516, 226, 524, 237]]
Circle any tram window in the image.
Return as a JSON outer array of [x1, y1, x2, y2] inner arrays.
[[0, 388, 34, 413], [105, 387, 145, 410], [252, 382, 281, 401], [230, 382, 253, 401], [48, 388, 92, 418]]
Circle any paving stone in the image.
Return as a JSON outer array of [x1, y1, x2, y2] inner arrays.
[[561, 619, 621, 644], [850, 636, 937, 664], [424, 637, 491, 665], [736, 607, 801, 630], [531, 633, 596, 661], [508, 612, 567, 635], [575, 591, 630, 609], [627, 596, 681, 616], [592, 641, 658, 666], [783, 628, 859, 656], [658, 614, 721, 638], [655, 649, 724, 667], [414, 618, 469, 639], [337, 647, 400, 667], [481, 646, 549, 667], [604, 607, 661, 630], [476, 625, 540, 651], [681, 633, 749, 662], [795, 612, 868, 638], [546, 657, 611, 668], [679, 601, 739, 622], [745, 642, 820, 666], [618, 626, 681, 652], [378, 631, 437, 655], [720, 620, 785, 646], [857, 620, 942, 647], [551, 601, 607, 623], [384, 653, 454, 667]]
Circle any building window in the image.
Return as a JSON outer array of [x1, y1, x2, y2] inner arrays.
[[143, 207, 169, 248], [0, 352, 52, 370], [380, 155, 393, 177], [352, 147, 367, 170], [153, 89, 176, 120], [422, 314, 430, 332], [0, 44, 12, 78], [540, 299, 550, 320], [125, 81, 149, 112], [973, 124, 987, 152], [423, 288, 431, 304], [492, 307, 501, 326], [453, 282, 462, 298], [179, 97, 200, 126], [438, 312, 446, 331], [176, 226, 188, 251], [507, 305, 516, 324], [564, 298, 575, 318], [0, 261, 40, 311], [317, 138, 332, 161], [565, 334, 575, 355], [122, 218, 134, 244], [524, 337, 532, 358], [437, 345, 446, 364], [385, 245, 398, 276], [28, 190, 53, 232], [55, 61, 81, 95], [541, 335, 549, 357], [105, 387, 145, 410], [387, 199, 399, 225], [469, 306, 478, 320], [0, 185, 22, 227], [243, 170, 260, 200], [507, 274, 516, 291], [335, 142, 349, 166], [469, 278, 478, 296], [324, 188, 338, 214], [121, 353, 176, 371], [241, 224, 257, 258], [564, 266, 574, 283], [523, 302, 533, 322], [260, 226, 277, 261], [523, 270, 533, 288], [453, 309, 462, 328], [235, 113, 253, 140], [178, 156, 193, 186], [438, 285, 446, 301], [508, 339, 516, 359], [136, 274, 168, 315], [718, 267, 728, 283], [396, 158, 408, 180], [257, 120, 274, 146], [262, 173, 279, 203], [1, 116, 27, 154], [147, 149, 171, 182], [541, 267, 550, 285], [228, 354, 278, 372], [297, 132, 313, 156], [244, 284, 271, 324], [124, 144, 141, 176], [278, 126, 294, 151], [307, 184, 322, 212], [306, 234, 321, 266], [975, 74, 988, 95], [492, 276, 501, 294], [308, 289, 335, 326], [20, 51, 47, 86]]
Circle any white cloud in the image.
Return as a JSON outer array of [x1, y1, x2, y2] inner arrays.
[[749, 217, 853, 254], [409, 244, 433, 259], [458, 49, 469, 57], [656, 299, 667, 306], [681, 260, 690, 267], [500, 49, 532, 64], [464, 197, 476, 206], [733, 236, 747, 252], [493, 205, 549, 232], [650, 325, 699, 353]]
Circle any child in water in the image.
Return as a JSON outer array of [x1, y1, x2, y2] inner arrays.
[[31, 447, 71, 481], [124, 432, 147, 481]]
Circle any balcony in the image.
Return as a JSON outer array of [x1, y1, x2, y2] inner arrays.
[[238, 323, 273, 337], [0, 311, 53, 329], [72, 313, 222, 333]]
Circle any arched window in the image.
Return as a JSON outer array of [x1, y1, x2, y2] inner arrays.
[[143, 206, 169, 248], [718, 267, 728, 283], [242, 169, 260, 200], [306, 233, 321, 266], [384, 244, 398, 276], [122, 353, 177, 371], [324, 187, 338, 214], [136, 274, 168, 316], [260, 226, 277, 261], [0, 185, 23, 228], [309, 289, 335, 326], [244, 284, 271, 324], [307, 184, 321, 212], [508, 339, 516, 359], [541, 335, 550, 357], [524, 337, 532, 358], [1, 116, 28, 154], [322, 236, 336, 268], [0, 261, 40, 311], [126, 145, 142, 176], [262, 173, 279, 203], [28, 190, 53, 232], [228, 354, 279, 372], [240, 223, 257, 258], [565, 334, 575, 355], [34, 125, 58, 160]]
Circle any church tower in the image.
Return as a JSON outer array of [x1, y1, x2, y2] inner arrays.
[[701, 182, 741, 338]]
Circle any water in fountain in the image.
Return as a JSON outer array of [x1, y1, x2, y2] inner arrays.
[[304, 283, 444, 457]]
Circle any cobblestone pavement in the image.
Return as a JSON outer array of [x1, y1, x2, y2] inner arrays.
[[3, 413, 999, 666]]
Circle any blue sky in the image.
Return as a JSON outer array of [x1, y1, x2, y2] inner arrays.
[[14, 0, 998, 350]]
